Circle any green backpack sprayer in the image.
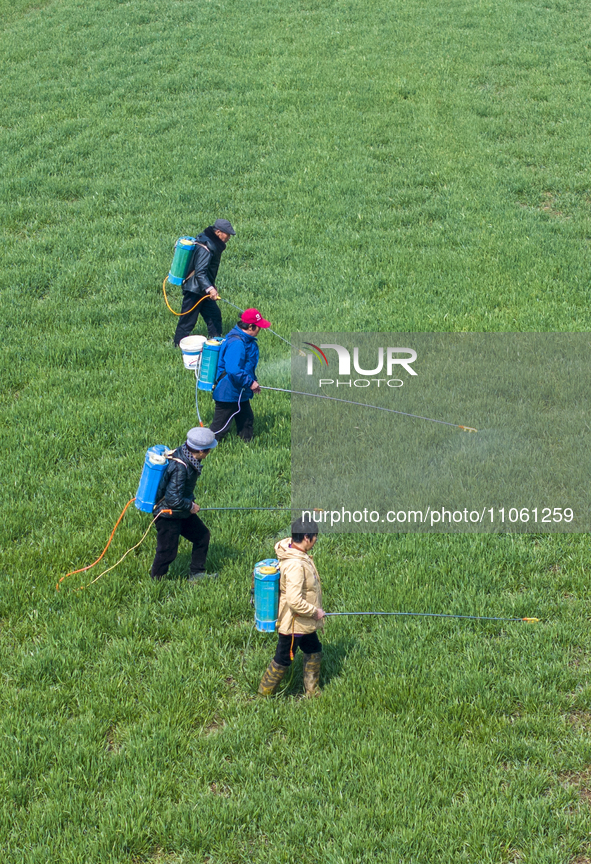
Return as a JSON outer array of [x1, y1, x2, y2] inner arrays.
[[162, 236, 212, 319]]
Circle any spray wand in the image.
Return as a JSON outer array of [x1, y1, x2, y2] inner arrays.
[[325, 611, 539, 623], [200, 507, 292, 512], [260, 386, 477, 432]]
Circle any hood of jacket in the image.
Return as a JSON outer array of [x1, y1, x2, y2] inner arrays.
[[201, 226, 226, 253], [275, 537, 312, 562]]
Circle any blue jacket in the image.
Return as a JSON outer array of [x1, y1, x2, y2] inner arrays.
[[213, 326, 259, 402]]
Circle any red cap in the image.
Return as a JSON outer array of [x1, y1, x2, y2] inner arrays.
[[240, 308, 271, 328]]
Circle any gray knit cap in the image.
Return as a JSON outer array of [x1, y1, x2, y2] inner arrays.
[[186, 427, 218, 451]]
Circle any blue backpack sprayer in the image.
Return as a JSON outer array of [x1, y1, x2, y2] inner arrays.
[[187, 334, 248, 432], [252, 559, 281, 632], [57, 446, 172, 590], [57, 442, 293, 591]]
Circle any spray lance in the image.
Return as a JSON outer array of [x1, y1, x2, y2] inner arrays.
[[251, 567, 539, 634], [259, 386, 478, 432], [190, 354, 478, 432], [324, 611, 539, 623]]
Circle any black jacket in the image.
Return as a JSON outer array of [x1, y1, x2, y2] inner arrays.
[[153, 448, 201, 519], [183, 227, 226, 296]]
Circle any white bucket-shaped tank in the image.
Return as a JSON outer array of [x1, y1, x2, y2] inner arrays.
[[179, 335, 207, 370]]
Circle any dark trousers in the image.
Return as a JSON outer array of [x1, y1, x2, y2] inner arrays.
[[151, 514, 210, 578], [274, 632, 322, 666], [209, 400, 254, 442], [173, 293, 222, 345]]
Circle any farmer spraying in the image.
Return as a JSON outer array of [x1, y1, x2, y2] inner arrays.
[[209, 308, 271, 443], [150, 428, 218, 581], [258, 518, 326, 697], [173, 219, 236, 346]]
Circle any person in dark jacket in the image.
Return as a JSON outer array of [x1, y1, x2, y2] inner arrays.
[[173, 218, 236, 346], [209, 308, 270, 442], [150, 427, 218, 581]]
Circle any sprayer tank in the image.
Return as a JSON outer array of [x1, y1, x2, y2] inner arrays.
[[135, 445, 169, 513]]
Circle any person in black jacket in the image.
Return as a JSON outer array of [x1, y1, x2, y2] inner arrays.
[[173, 218, 236, 346], [150, 427, 218, 581]]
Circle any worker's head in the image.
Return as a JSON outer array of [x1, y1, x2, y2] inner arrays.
[[290, 517, 319, 551], [238, 308, 271, 336], [213, 218, 236, 243], [186, 427, 218, 460]]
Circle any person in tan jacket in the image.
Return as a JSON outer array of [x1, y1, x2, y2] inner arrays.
[[258, 518, 326, 697]]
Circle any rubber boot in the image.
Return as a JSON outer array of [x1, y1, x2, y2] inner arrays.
[[258, 660, 289, 696], [302, 651, 322, 697]]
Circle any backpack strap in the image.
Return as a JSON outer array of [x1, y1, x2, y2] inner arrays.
[[213, 334, 243, 389], [181, 243, 211, 285], [154, 456, 186, 507]]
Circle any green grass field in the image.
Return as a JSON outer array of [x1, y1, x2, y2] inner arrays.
[[290, 333, 591, 532], [2, 0, 591, 861]]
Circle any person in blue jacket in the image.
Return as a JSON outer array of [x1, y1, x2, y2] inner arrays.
[[209, 308, 271, 442]]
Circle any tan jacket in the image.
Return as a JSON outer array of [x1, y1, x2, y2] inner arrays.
[[275, 538, 322, 635]]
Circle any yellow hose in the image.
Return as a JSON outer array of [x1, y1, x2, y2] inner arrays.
[[79, 518, 158, 589], [162, 276, 212, 317]]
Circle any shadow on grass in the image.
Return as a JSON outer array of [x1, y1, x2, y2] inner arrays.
[[201, 410, 280, 441], [280, 637, 356, 696], [168, 542, 242, 578]]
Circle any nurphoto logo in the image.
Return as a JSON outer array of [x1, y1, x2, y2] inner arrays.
[[303, 342, 417, 388]]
